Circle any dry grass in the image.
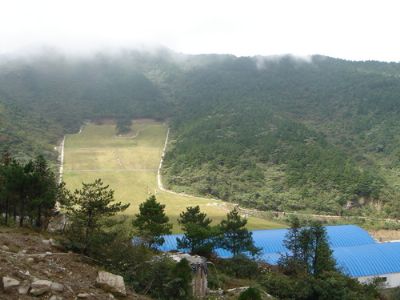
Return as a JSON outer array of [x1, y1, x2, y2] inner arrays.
[[369, 229, 400, 242]]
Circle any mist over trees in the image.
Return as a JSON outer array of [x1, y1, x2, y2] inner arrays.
[[1, 49, 400, 214]]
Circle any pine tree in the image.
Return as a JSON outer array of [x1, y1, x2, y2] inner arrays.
[[30, 155, 58, 227], [63, 178, 129, 254], [218, 207, 260, 256], [132, 195, 172, 248], [310, 221, 336, 276], [280, 220, 336, 276], [279, 216, 305, 274], [283, 216, 302, 259], [177, 205, 216, 256]]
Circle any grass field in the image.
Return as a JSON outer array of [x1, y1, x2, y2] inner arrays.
[[63, 119, 284, 232]]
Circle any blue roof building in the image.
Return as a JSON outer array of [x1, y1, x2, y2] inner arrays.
[[158, 224, 400, 288]]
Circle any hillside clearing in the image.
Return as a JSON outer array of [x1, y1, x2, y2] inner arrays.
[[62, 120, 283, 231]]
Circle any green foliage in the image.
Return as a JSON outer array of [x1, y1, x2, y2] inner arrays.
[[92, 227, 192, 300], [279, 219, 336, 276], [0, 152, 58, 227], [238, 287, 262, 300], [262, 270, 379, 300], [387, 287, 400, 300], [0, 52, 168, 160], [133, 256, 193, 300], [177, 205, 217, 256], [217, 254, 260, 279], [164, 259, 193, 300], [116, 117, 132, 135], [218, 207, 260, 256], [132, 195, 172, 248], [62, 178, 129, 254], [97, 231, 153, 282], [2, 51, 400, 215]]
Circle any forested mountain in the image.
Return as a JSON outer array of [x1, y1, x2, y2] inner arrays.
[[0, 51, 169, 160], [1, 49, 400, 215]]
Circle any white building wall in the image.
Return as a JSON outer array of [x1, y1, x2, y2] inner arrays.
[[357, 272, 400, 288]]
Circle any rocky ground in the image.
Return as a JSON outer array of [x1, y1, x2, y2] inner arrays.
[[0, 227, 150, 300]]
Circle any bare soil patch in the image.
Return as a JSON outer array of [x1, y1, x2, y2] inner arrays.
[[0, 227, 150, 299]]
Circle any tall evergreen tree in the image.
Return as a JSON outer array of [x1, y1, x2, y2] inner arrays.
[[310, 221, 336, 276], [30, 155, 58, 227], [218, 207, 260, 256], [283, 216, 302, 260], [132, 195, 172, 248], [280, 220, 336, 276], [177, 205, 216, 256]]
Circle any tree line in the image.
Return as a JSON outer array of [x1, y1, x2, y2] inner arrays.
[[0, 152, 61, 227], [2, 51, 400, 217], [0, 153, 384, 299], [133, 195, 259, 257], [60, 179, 381, 299]]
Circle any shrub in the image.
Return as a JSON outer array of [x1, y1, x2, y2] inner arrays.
[[238, 287, 262, 300], [217, 255, 260, 279], [133, 256, 193, 300]]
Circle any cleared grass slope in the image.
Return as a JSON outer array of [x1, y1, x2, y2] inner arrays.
[[63, 120, 283, 231]]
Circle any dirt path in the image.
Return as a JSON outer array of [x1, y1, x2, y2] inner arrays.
[[58, 137, 65, 184], [58, 125, 86, 183], [157, 127, 169, 192], [64, 168, 158, 172], [156, 128, 227, 202]]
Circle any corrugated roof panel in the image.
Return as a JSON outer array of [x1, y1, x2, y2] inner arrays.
[[325, 225, 376, 248], [158, 225, 376, 254], [156, 225, 400, 278], [334, 242, 400, 277]]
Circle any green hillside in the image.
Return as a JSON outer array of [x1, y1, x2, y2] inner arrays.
[[163, 55, 400, 215], [1, 50, 400, 216], [62, 120, 281, 231]]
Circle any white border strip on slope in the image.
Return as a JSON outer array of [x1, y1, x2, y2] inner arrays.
[[157, 127, 170, 192], [58, 137, 65, 184]]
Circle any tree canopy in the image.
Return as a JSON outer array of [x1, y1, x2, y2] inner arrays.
[[2, 51, 400, 215], [218, 207, 260, 256], [177, 205, 216, 256], [63, 178, 130, 254], [132, 195, 172, 248]]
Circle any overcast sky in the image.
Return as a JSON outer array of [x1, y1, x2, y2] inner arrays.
[[1, 0, 399, 61]]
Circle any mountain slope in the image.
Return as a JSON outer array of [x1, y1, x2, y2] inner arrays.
[[162, 55, 400, 214], [1, 50, 400, 215]]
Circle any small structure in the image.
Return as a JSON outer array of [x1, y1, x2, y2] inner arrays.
[[168, 253, 208, 298]]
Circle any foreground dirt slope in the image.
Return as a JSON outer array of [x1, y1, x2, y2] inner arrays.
[[0, 227, 150, 300]]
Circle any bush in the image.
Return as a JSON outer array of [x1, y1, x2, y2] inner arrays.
[[261, 270, 379, 300], [217, 255, 260, 279], [238, 287, 262, 300], [133, 256, 193, 300]]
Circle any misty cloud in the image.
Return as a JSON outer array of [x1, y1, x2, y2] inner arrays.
[[0, 0, 400, 61], [254, 54, 314, 70]]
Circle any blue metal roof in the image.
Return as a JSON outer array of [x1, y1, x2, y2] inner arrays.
[[158, 225, 376, 256], [334, 242, 400, 277], [157, 225, 400, 277]]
